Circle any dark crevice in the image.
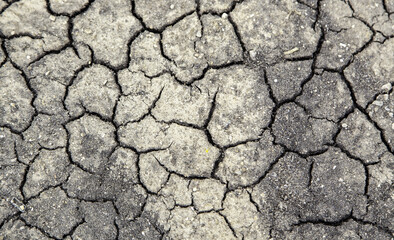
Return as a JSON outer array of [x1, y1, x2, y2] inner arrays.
[[198, 0, 245, 15], [333, 142, 377, 165], [121, 28, 144, 72], [218, 212, 238, 238], [63, 125, 96, 175], [338, 72, 393, 154], [120, 143, 170, 156], [327, 27, 348, 34], [131, 87, 164, 124], [79, 100, 114, 124], [196, 208, 224, 214], [295, 0, 317, 10], [0, 0, 21, 15], [222, 137, 261, 150], [203, 90, 218, 128], [68, 17, 79, 58], [357, 104, 393, 154], [129, 194, 147, 221], [331, 144, 375, 211], [1, 13, 75, 71], [111, 72, 122, 123], [44, 0, 96, 17], [218, 182, 230, 209], [0, 31, 43, 40], [312, 0, 321, 30], [195, 0, 201, 16], [157, 119, 202, 131], [152, 154, 208, 181], [363, 165, 371, 196], [227, 14, 247, 57], [364, 83, 393, 110], [210, 149, 224, 179], [285, 55, 314, 62], [186, 61, 243, 86], [60, 181, 119, 203], [19, 216, 62, 240], [264, 26, 325, 139], [62, 63, 92, 113], [295, 209, 354, 227], [351, 216, 394, 236], [0, 212, 21, 231], [202, 91, 223, 153], [247, 189, 262, 214], [263, 69, 278, 105], [19, 154, 35, 204], [62, 217, 86, 239], [136, 154, 158, 195], [90, 48, 126, 72], [0, 123, 24, 136], [25, 181, 67, 203], [0, 39, 7, 68], [158, 32, 177, 67], [240, 150, 286, 188], [141, 58, 243, 87], [307, 160, 314, 187], [7, 60, 39, 134], [308, 115, 337, 124], [130, 0, 196, 34], [25, 44, 70, 69], [382, 0, 392, 15], [114, 218, 120, 240], [44, 0, 62, 17], [13, 141, 27, 166]]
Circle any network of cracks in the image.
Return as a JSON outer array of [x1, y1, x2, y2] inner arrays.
[[0, 0, 393, 239]]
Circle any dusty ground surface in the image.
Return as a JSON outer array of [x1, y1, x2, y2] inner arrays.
[[0, 0, 393, 239]]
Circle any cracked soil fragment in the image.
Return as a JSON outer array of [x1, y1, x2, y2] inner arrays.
[[119, 116, 220, 177], [72, 0, 142, 69], [230, 0, 320, 64]]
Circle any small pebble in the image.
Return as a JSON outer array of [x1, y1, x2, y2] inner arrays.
[[170, 4, 175, 9], [249, 50, 257, 60], [84, 28, 92, 34], [381, 83, 392, 92], [221, 13, 228, 19], [196, 31, 202, 38], [283, 47, 299, 55], [373, 100, 384, 107]]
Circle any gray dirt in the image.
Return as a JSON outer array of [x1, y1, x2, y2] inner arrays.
[[0, 0, 393, 239]]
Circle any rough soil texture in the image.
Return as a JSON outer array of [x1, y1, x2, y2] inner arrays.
[[0, 0, 393, 239]]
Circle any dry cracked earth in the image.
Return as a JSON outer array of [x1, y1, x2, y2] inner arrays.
[[0, 0, 393, 239]]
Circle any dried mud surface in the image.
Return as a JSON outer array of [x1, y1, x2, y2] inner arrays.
[[0, 0, 393, 239]]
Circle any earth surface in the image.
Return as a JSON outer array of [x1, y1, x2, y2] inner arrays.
[[0, 0, 393, 239]]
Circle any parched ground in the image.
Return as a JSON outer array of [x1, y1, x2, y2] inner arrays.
[[0, 0, 393, 239]]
